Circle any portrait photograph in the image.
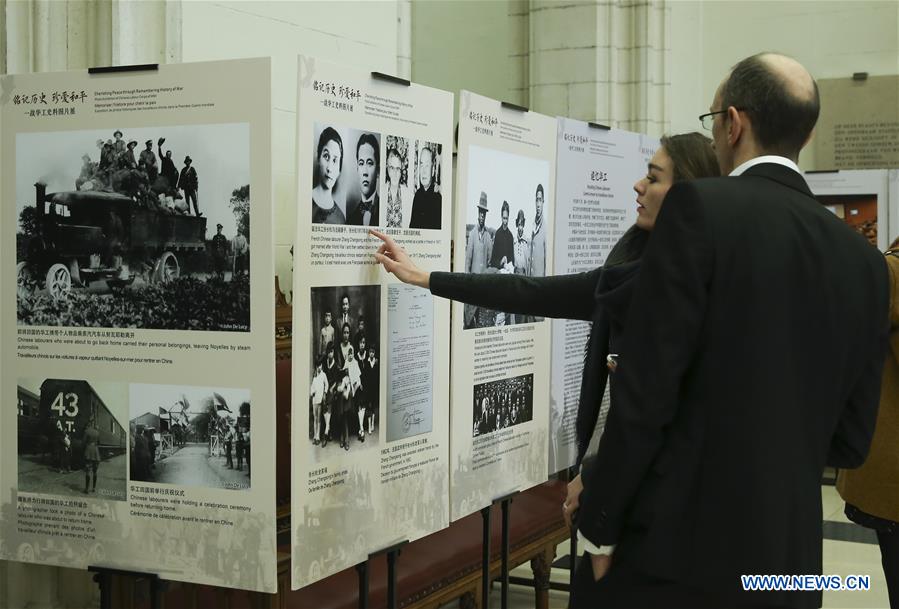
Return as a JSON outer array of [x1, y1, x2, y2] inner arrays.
[[382, 134, 413, 229], [408, 139, 443, 230], [311, 122, 382, 227]]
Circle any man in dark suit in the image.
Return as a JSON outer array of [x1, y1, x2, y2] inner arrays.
[[566, 52, 889, 608], [348, 132, 380, 226]]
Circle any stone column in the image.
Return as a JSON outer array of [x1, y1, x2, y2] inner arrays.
[[528, 0, 669, 136]]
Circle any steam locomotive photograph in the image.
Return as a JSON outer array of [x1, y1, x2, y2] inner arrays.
[[17, 378, 128, 501]]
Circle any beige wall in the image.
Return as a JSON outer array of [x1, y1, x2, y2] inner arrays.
[[179, 1, 402, 301], [669, 0, 899, 169], [412, 0, 524, 110]]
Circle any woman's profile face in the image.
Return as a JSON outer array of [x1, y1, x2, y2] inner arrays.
[[633, 146, 674, 231], [318, 139, 342, 191]]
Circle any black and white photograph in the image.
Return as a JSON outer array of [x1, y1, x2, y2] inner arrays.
[[382, 135, 413, 228], [17, 378, 128, 501], [309, 285, 381, 456], [471, 373, 534, 438], [462, 144, 550, 329], [128, 384, 251, 491], [311, 123, 382, 227], [408, 140, 443, 230], [14, 123, 251, 331]]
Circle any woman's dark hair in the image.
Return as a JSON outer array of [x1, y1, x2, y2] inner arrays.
[[659, 132, 720, 183], [606, 132, 719, 266], [316, 127, 344, 171]]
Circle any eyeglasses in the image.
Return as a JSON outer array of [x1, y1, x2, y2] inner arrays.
[[698, 110, 727, 131], [698, 107, 746, 131]]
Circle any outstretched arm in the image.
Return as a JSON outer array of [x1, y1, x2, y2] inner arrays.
[[371, 229, 599, 321]]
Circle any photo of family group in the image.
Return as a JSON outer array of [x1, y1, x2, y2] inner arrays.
[[309, 285, 382, 456], [310, 122, 443, 229], [462, 145, 551, 329]]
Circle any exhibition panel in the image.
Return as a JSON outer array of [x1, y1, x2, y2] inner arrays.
[[291, 56, 453, 590], [450, 91, 556, 522], [549, 119, 658, 474], [0, 59, 278, 592], [804, 170, 891, 251]]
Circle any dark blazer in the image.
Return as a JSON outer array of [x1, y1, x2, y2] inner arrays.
[[579, 163, 888, 608], [432, 163, 889, 608], [347, 193, 380, 227]]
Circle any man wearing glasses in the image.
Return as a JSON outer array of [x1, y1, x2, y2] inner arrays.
[[569, 53, 889, 609]]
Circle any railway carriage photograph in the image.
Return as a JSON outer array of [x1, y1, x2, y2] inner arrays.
[[17, 378, 128, 501], [14, 123, 252, 331]]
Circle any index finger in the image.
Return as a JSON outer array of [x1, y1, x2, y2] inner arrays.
[[369, 229, 394, 247]]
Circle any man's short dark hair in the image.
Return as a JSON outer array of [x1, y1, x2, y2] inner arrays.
[[720, 53, 819, 158], [356, 133, 379, 168], [535, 184, 544, 199]]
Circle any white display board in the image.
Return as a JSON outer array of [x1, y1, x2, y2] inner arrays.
[[0, 59, 277, 592], [891, 170, 899, 246], [291, 57, 452, 590], [804, 170, 890, 250], [450, 91, 556, 521], [549, 119, 658, 474]]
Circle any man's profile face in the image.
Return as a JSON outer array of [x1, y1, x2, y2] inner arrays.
[[357, 142, 377, 199], [419, 148, 433, 190], [477, 208, 486, 230], [501, 209, 509, 229]]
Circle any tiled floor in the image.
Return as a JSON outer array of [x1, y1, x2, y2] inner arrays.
[[445, 485, 891, 609]]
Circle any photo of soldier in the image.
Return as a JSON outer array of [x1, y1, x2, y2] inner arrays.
[[16, 379, 128, 502]]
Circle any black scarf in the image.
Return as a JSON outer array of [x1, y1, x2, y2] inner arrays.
[[574, 225, 649, 468]]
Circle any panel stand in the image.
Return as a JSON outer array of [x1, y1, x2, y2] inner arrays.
[[89, 566, 161, 609], [481, 491, 520, 609], [357, 539, 408, 609], [480, 505, 492, 609], [498, 491, 518, 609], [568, 464, 579, 586]]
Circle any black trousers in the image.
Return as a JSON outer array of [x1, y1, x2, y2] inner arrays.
[[878, 527, 899, 609], [569, 552, 791, 609]]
